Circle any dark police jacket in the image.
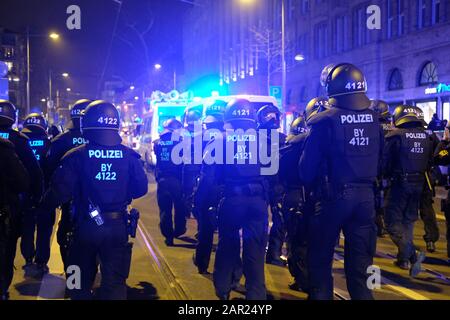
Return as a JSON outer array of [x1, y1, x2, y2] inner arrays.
[[279, 133, 307, 190], [46, 128, 87, 179], [383, 126, 433, 178], [22, 129, 51, 183], [0, 126, 43, 203], [299, 108, 383, 187], [153, 131, 183, 181], [196, 128, 266, 208], [41, 143, 148, 223], [0, 138, 30, 210]]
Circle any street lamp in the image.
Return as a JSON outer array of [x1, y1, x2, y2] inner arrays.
[[62, 72, 69, 78], [130, 85, 135, 90], [66, 88, 71, 92], [295, 54, 305, 62], [26, 30, 62, 114], [238, 0, 255, 5], [154, 63, 177, 90], [49, 32, 60, 40]]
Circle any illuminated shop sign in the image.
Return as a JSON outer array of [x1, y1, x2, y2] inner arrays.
[[425, 83, 450, 95]]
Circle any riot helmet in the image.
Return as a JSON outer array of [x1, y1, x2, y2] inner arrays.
[[23, 113, 48, 134], [161, 118, 183, 135], [0, 100, 17, 127], [68, 99, 92, 130], [393, 105, 426, 128], [223, 99, 257, 129], [322, 63, 370, 110], [370, 100, 391, 122], [184, 108, 202, 129], [256, 104, 281, 130], [304, 97, 331, 124], [203, 100, 226, 130], [289, 116, 307, 136], [81, 100, 121, 146]]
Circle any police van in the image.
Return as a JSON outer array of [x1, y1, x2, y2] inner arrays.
[[138, 94, 282, 168], [138, 90, 191, 168]]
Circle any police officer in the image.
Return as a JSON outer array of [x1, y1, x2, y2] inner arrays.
[[193, 100, 227, 274], [0, 138, 30, 300], [45, 99, 91, 270], [197, 99, 268, 300], [182, 108, 203, 220], [154, 118, 186, 246], [40, 100, 148, 299], [383, 105, 432, 277], [0, 100, 43, 209], [257, 104, 287, 266], [299, 63, 383, 300], [281, 97, 330, 292], [20, 113, 51, 268], [433, 126, 450, 260], [370, 100, 392, 237], [420, 122, 441, 253]]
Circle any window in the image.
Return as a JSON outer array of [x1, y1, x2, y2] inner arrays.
[[387, 68, 404, 90], [387, 0, 394, 38], [301, 0, 309, 14], [353, 6, 371, 47], [315, 23, 328, 59], [432, 0, 440, 25], [398, 0, 405, 35], [296, 33, 309, 60], [418, 61, 438, 86], [335, 15, 348, 53], [417, 0, 427, 29]]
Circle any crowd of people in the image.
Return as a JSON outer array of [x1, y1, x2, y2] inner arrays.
[[1, 62, 449, 300]]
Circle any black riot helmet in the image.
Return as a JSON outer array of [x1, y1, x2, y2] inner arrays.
[[203, 100, 226, 123], [223, 99, 257, 129], [289, 116, 307, 136], [81, 100, 121, 146], [393, 105, 427, 128], [304, 97, 331, 124], [69, 99, 92, 130], [322, 63, 371, 110], [23, 113, 48, 133], [203, 100, 227, 129], [0, 100, 17, 127], [370, 100, 392, 122], [184, 108, 202, 127], [256, 104, 281, 130], [161, 118, 182, 135]]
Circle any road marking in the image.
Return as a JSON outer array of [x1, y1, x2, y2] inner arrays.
[[333, 253, 430, 300], [137, 222, 190, 300]]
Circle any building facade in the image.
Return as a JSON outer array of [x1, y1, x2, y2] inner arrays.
[[182, 0, 450, 123], [0, 27, 26, 117]]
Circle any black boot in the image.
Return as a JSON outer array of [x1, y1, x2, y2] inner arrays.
[[426, 241, 436, 253]]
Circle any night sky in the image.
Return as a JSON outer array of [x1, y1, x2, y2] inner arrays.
[[0, 0, 187, 106]]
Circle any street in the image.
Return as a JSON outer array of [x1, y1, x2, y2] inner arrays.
[[9, 172, 450, 300]]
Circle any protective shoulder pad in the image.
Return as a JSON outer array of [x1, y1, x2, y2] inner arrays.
[[122, 145, 141, 159], [307, 109, 332, 126], [61, 144, 86, 161], [0, 137, 14, 149]]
